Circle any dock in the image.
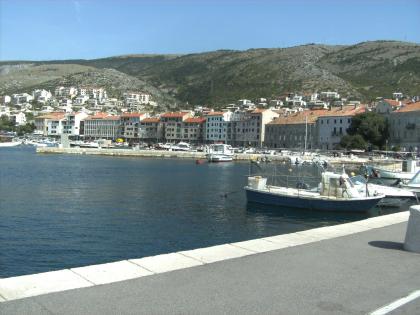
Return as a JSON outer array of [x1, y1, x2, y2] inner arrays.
[[1, 211, 419, 314], [36, 147, 403, 168]]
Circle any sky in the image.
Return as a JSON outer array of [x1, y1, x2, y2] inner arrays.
[[0, 0, 419, 61]]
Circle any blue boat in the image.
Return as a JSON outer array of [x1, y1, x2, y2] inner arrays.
[[245, 172, 384, 212]]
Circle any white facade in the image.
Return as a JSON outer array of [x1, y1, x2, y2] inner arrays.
[[1, 95, 11, 104], [12, 93, 33, 105], [123, 92, 151, 106], [32, 89, 52, 103], [62, 112, 89, 136], [205, 112, 233, 143], [10, 112, 26, 125], [74, 95, 89, 105]]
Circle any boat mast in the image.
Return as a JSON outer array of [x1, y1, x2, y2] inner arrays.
[[304, 115, 308, 152]]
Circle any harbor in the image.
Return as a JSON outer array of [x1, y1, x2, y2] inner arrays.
[[1, 211, 419, 314]]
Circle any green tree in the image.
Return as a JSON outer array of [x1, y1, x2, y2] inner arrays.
[[0, 115, 15, 132], [346, 112, 389, 149], [339, 134, 368, 150]]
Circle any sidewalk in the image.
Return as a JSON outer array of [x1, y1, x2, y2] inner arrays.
[[1, 220, 419, 314]]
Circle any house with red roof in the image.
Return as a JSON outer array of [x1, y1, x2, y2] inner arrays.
[[182, 117, 206, 143], [139, 117, 164, 143], [120, 112, 148, 143], [375, 99, 403, 114], [161, 112, 191, 142]]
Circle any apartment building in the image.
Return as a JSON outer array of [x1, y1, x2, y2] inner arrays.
[[160, 112, 191, 142], [204, 111, 233, 143], [83, 113, 121, 140], [139, 117, 163, 143], [120, 112, 147, 142], [181, 117, 206, 143], [389, 102, 420, 151]]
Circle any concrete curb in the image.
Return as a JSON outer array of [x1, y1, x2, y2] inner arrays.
[[0, 211, 409, 302]]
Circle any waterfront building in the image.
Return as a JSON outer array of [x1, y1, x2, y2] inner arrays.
[[181, 117, 206, 143], [139, 117, 164, 143], [161, 112, 191, 142], [316, 105, 366, 150], [34, 112, 66, 136], [120, 112, 148, 143], [204, 111, 233, 143], [83, 113, 121, 140], [229, 109, 279, 147], [265, 110, 319, 149], [389, 101, 420, 152], [62, 112, 89, 136]]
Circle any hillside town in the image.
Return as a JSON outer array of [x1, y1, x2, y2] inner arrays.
[[1, 86, 420, 152]]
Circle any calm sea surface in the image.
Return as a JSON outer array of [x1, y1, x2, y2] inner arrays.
[[0, 147, 405, 277]]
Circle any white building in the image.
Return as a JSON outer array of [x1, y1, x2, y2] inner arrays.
[[34, 112, 66, 136], [10, 112, 26, 125], [204, 111, 233, 143], [32, 89, 52, 103], [0, 95, 11, 104], [123, 92, 151, 106], [12, 93, 33, 106], [83, 113, 121, 140], [320, 91, 340, 100], [74, 95, 89, 106], [55, 86, 77, 98], [62, 112, 89, 136], [389, 102, 420, 151]]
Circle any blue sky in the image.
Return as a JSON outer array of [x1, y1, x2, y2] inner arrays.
[[0, 0, 419, 60]]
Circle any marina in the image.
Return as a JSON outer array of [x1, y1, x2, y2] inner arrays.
[[0, 147, 413, 278]]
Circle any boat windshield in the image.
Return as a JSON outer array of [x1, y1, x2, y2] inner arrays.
[[408, 170, 420, 185], [350, 175, 367, 185]]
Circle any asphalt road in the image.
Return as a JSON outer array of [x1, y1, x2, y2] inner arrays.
[[1, 223, 419, 314]]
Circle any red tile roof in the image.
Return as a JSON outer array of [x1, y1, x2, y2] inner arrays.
[[184, 117, 206, 123], [35, 112, 66, 120], [141, 117, 160, 123], [394, 101, 420, 113], [85, 113, 120, 120], [251, 109, 267, 114]]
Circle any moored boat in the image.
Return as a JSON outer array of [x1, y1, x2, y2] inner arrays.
[[206, 144, 234, 162], [0, 141, 21, 147], [399, 170, 420, 197], [245, 172, 384, 212]]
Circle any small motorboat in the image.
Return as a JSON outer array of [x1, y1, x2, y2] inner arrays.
[[206, 144, 234, 162], [350, 175, 416, 208], [245, 171, 384, 212], [0, 141, 21, 147], [400, 170, 420, 197]]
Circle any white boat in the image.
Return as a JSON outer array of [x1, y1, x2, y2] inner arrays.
[[0, 141, 21, 147], [206, 144, 234, 162], [245, 171, 384, 212], [173, 142, 191, 151], [400, 170, 420, 197], [368, 159, 419, 181], [350, 175, 416, 207]]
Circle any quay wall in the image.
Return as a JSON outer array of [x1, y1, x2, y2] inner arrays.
[[36, 147, 402, 168]]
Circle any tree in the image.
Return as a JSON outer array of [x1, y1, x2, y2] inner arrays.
[[339, 134, 368, 150], [346, 112, 389, 149]]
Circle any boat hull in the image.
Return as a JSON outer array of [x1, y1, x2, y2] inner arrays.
[[206, 154, 233, 162], [0, 142, 21, 147], [375, 168, 415, 180], [245, 187, 382, 212]]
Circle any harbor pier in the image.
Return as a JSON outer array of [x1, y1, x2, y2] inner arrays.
[[1, 211, 419, 314]]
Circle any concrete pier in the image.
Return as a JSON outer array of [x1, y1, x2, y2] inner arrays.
[[1, 211, 419, 314], [36, 147, 402, 168]]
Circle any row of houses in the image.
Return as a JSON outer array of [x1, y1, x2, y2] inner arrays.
[[33, 101, 420, 151]]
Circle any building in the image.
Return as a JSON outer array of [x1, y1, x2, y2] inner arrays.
[[181, 117, 206, 143], [73, 95, 89, 106], [228, 109, 279, 147], [12, 93, 33, 106], [120, 112, 147, 143], [161, 112, 191, 142], [55, 86, 77, 98], [83, 113, 121, 140], [375, 99, 403, 114], [62, 112, 89, 136], [319, 91, 340, 101], [123, 92, 151, 106], [34, 112, 66, 136], [139, 117, 163, 143], [265, 110, 320, 149], [1, 95, 11, 104], [389, 102, 420, 152], [316, 105, 366, 150], [204, 111, 233, 143], [32, 89, 52, 103], [10, 112, 26, 126]]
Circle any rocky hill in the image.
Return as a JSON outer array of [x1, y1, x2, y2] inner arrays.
[[1, 41, 419, 106]]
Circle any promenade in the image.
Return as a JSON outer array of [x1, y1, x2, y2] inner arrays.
[[1, 212, 419, 314]]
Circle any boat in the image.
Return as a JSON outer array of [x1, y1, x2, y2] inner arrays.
[[0, 141, 21, 147], [350, 175, 416, 208], [206, 144, 234, 162], [364, 159, 419, 181], [174, 142, 191, 151], [399, 170, 420, 197], [245, 171, 384, 212]]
